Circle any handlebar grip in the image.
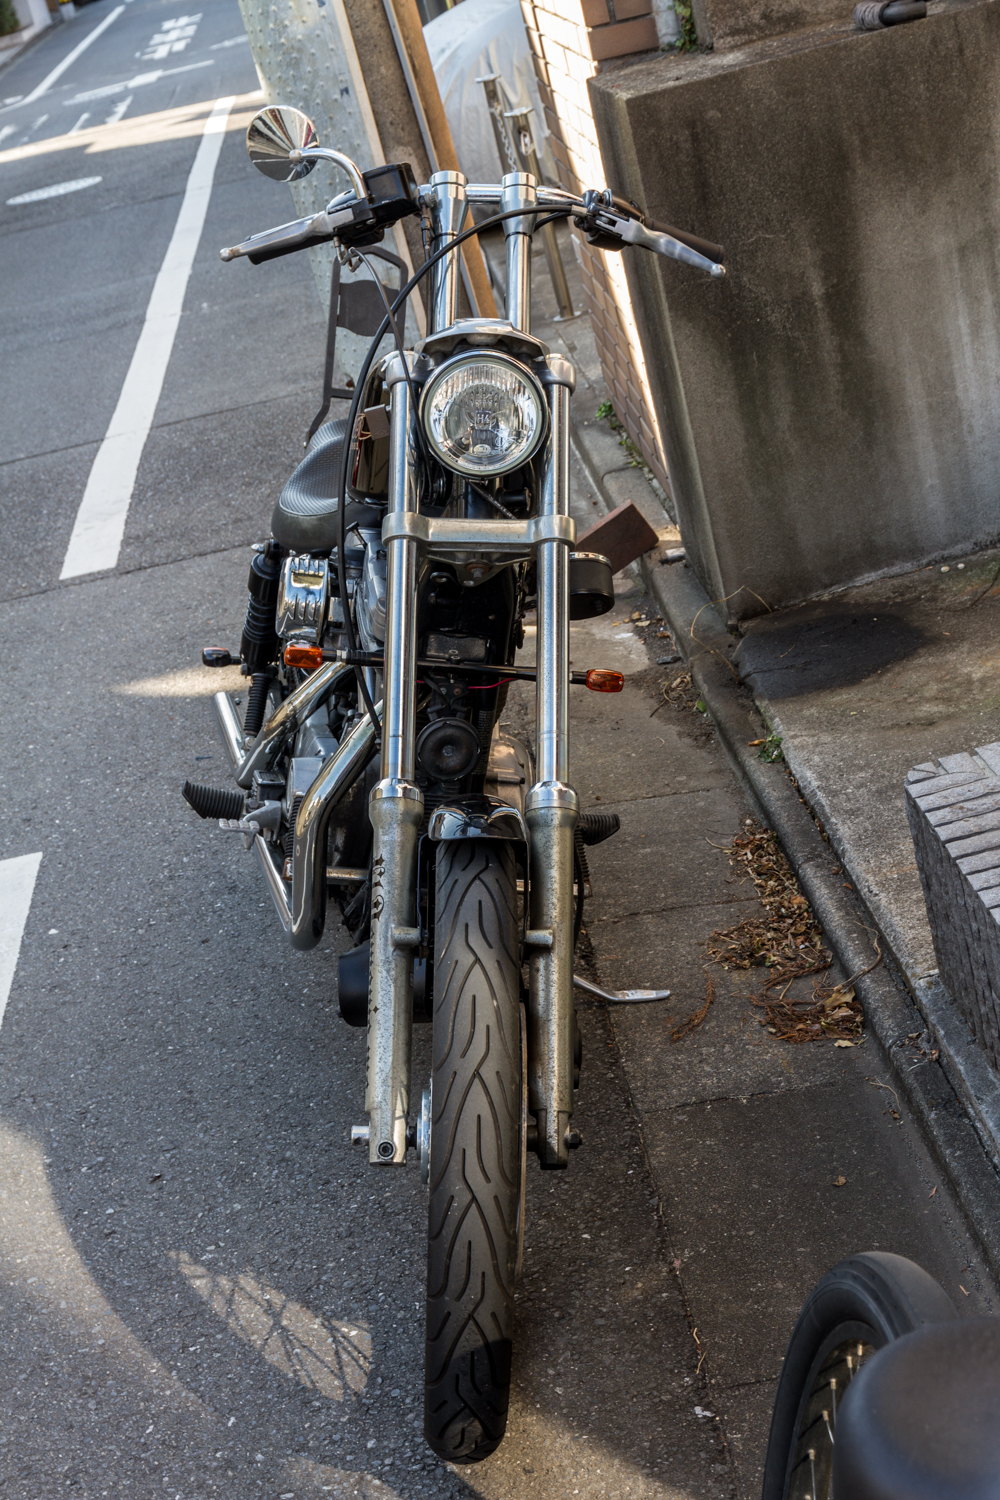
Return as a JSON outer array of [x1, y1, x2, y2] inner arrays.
[[647, 218, 724, 265]]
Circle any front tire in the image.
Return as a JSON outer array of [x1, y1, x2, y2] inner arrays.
[[761, 1252, 957, 1500], [424, 839, 521, 1463]]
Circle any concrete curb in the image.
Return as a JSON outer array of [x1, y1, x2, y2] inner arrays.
[[0, 22, 55, 77], [570, 412, 1000, 1285]]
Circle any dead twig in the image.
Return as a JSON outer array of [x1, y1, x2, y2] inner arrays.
[[671, 973, 716, 1043], [943, 561, 1000, 611], [689, 587, 773, 681]]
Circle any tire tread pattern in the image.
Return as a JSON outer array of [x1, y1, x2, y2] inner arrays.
[[424, 840, 520, 1464]]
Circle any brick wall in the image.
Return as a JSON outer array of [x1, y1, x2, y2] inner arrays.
[[520, 0, 670, 494]]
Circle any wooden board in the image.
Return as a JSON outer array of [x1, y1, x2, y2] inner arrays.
[[576, 501, 660, 575]]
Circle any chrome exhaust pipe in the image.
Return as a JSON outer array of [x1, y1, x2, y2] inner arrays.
[[236, 661, 352, 788], [290, 707, 380, 951], [213, 690, 246, 767], [214, 683, 379, 947]]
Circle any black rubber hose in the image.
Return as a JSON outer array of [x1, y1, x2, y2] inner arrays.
[[242, 673, 272, 738], [240, 544, 282, 672], [182, 781, 245, 821]]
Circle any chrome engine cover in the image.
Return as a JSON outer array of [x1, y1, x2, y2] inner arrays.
[[276, 554, 328, 643], [355, 528, 387, 648]]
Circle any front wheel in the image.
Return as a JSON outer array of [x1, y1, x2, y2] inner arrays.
[[761, 1252, 957, 1500], [424, 839, 521, 1463]]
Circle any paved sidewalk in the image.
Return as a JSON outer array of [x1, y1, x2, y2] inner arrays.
[[529, 222, 1000, 1278], [513, 234, 1000, 1500]]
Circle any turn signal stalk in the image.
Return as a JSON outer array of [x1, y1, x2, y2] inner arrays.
[[585, 669, 624, 693]]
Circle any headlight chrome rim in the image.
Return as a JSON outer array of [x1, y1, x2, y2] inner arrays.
[[419, 351, 548, 478]]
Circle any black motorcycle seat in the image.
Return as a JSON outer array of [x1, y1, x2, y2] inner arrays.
[[271, 417, 383, 553]]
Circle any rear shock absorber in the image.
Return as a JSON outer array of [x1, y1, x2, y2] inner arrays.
[[240, 541, 282, 738]]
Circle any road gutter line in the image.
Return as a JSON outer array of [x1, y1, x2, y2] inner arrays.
[[0, 853, 42, 1032], [60, 95, 235, 581], [19, 5, 125, 107]]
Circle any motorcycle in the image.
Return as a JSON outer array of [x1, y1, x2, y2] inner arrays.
[[183, 103, 724, 1462]]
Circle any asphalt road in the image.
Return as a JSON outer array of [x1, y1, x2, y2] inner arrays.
[[1, 8, 996, 1500], [0, 11, 722, 1496]]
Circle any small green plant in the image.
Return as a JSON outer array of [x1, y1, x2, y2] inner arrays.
[[671, 0, 698, 50], [595, 400, 644, 470], [0, 0, 21, 37], [758, 733, 784, 763]]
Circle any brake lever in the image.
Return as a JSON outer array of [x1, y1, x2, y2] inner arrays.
[[594, 211, 725, 279]]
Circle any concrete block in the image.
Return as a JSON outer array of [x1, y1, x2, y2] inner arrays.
[[906, 743, 1000, 1073], [590, 5, 1000, 617], [574, 417, 632, 482]]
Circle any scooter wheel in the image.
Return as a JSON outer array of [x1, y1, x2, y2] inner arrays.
[[761, 1252, 957, 1500]]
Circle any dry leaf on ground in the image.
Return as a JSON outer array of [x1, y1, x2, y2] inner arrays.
[[705, 826, 864, 1044]]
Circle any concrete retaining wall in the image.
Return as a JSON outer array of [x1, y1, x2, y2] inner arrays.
[[590, 1, 1000, 617]]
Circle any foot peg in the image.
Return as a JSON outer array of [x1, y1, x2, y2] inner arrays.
[[182, 780, 245, 821], [573, 975, 670, 1004], [578, 811, 621, 846]]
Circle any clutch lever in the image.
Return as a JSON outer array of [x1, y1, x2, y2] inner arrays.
[[593, 210, 725, 279], [220, 198, 375, 265]]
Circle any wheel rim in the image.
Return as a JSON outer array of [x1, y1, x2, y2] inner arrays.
[[788, 1334, 875, 1500]]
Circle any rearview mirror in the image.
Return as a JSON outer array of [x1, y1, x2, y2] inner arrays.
[[246, 106, 319, 182]]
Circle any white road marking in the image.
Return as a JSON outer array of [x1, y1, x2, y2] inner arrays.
[[64, 58, 212, 104], [104, 94, 132, 125], [6, 175, 102, 204], [0, 853, 42, 1032], [139, 13, 201, 61], [60, 95, 235, 580], [18, 5, 126, 107], [0, 125, 15, 146], [68, 112, 92, 135], [209, 34, 248, 48]]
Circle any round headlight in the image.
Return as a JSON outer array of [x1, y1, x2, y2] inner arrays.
[[420, 353, 547, 477]]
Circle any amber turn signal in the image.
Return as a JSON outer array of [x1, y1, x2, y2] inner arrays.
[[586, 669, 624, 693], [284, 643, 324, 670]]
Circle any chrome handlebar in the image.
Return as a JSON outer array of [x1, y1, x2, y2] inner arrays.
[[220, 173, 724, 280]]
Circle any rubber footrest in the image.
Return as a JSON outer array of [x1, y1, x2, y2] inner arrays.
[[182, 780, 245, 821], [578, 810, 621, 846]]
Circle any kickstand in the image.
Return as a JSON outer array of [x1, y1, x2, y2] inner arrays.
[[573, 975, 671, 1004]]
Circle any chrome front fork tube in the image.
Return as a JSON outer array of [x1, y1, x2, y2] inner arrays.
[[426, 170, 467, 332], [526, 374, 578, 1170], [365, 355, 423, 1166], [501, 171, 536, 333]]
